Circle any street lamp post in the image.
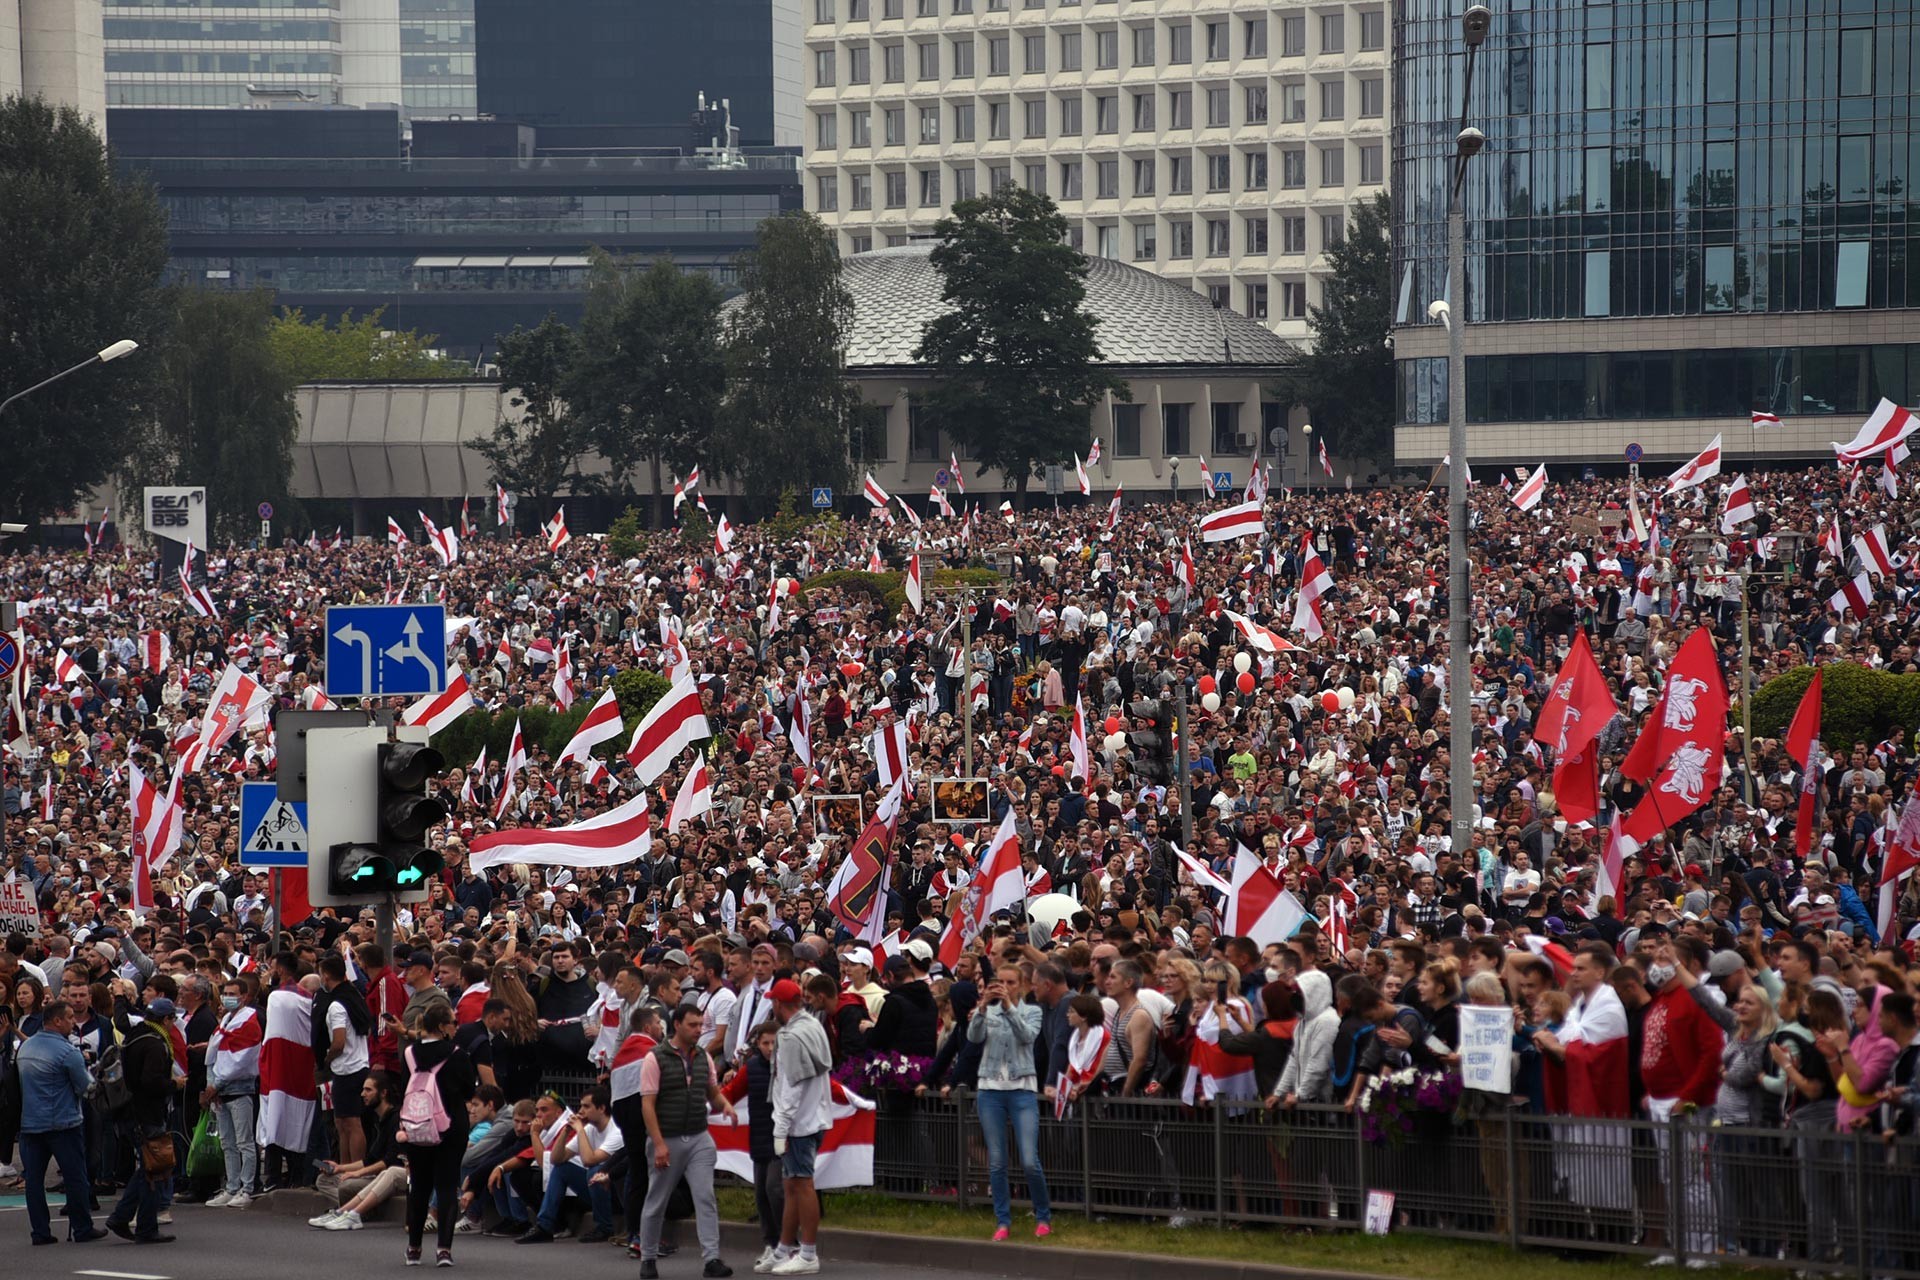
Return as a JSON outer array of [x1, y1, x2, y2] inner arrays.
[[1446, 7, 1491, 866], [0, 339, 140, 417], [1168, 455, 1181, 505], [1300, 423, 1312, 498]]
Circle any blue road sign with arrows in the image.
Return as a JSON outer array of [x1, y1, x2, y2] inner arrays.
[[325, 604, 446, 697]]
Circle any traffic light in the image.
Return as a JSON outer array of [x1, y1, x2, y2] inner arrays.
[[308, 724, 446, 907], [1128, 697, 1173, 784]]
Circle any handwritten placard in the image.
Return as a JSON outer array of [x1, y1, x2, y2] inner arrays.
[[1459, 1002, 1513, 1095]]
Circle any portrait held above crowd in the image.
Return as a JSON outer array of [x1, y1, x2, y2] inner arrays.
[[6, 423, 1920, 1275]]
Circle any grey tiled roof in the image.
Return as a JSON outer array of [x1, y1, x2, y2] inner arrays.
[[741, 242, 1296, 372]]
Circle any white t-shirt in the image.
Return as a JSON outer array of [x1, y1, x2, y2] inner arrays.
[[569, 1117, 624, 1168], [327, 999, 369, 1074]]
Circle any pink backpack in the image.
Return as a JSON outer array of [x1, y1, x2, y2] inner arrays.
[[398, 1046, 451, 1145]]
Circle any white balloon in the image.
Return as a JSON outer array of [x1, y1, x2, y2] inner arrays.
[[1233, 652, 1253, 674], [1103, 732, 1126, 753], [777, 576, 792, 595], [1338, 687, 1356, 710], [1027, 893, 1080, 931], [1201, 691, 1221, 713]]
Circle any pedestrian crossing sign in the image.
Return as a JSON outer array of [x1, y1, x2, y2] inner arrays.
[[240, 780, 309, 868]]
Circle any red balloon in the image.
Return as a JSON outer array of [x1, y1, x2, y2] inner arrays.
[[1236, 672, 1255, 695], [1320, 690, 1341, 713], [1197, 674, 1217, 695], [1103, 715, 1121, 735], [839, 661, 863, 678]]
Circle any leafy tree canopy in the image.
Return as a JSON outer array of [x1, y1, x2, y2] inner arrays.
[[267, 306, 471, 382], [474, 312, 592, 524]]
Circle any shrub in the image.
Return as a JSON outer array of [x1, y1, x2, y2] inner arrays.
[[1750, 662, 1920, 749], [881, 566, 1004, 615], [428, 671, 669, 767], [797, 570, 892, 609], [605, 505, 644, 561]]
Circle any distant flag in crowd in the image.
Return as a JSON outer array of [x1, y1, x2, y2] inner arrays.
[[387, 515, 409, 546], [1086, 437, 1102, 466], [1665, 434, 1723, 492], [1291, 534, 1333, 641], [459, 496, 473, 538], [714, 513, 734, 555], [1224, 608, 1300, 654], [495, 485, 511, 526], [668, 756, 714, 832], [1752, 409, 1782, 427], [1318, 438, 1332, 477], [863, 471, 891, 509], [930, 484, 953, 518], [1857, 524, 1898, 578], [1835, 398, 1920, 463], [947, 452, 965, 494], [1511, 464, 1548, 512], [1783, 667, 1824, 858], [399, 671, 477, 736], [1074, 453, 1091, 496], [1720, 475, 1756, 533], [625, 678, 711, 784], [1105, 486, 1123, 532], [1198, 498, 1263, 543], [1174, 538, 1198, 592], [142, 629, 170, 673], [1832, 569, 1875, 619], [545, 507, 571, 552], [551, 639, 576, 709], [559, 688, 624, 764], [179, 541, 220, 619], [903, 544, 923, 613]]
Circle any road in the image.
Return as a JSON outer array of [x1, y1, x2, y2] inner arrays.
[[0, 1197, 1030, 1280]]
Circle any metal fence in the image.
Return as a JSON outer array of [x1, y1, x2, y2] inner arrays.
[[869, 1094, 1920, 1277]]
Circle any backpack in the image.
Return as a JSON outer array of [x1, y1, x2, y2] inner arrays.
[[398, 1045, 451, 1145], [95, 1041, 133, 1113]]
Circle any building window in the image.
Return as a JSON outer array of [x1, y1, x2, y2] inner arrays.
[[919, 168, 942, 207], [816, 112, 838, 149], [1134, 221, 1157, 261], [919, 0, 937, 16], [1282, 214, 1306, 253], [1162, 403, 1191, 456], [1206, 86, 1230, 127], [1168, 23, 1191, 63], [1060, 160, 1083, 199], [816, 174, 839, 211], [1245, 84, 1268, 123], [1282, 281, 1307, 318], [1322, 212, 1344, 248], [988, 100, 1009, 139], [1359, 76, 1383, 118], [1024, 97, 1047, 137], [1132, 156, 1155, 195], [1584, 146, 1610, 211], [1095, 93, 1117, 133], [1097, 158, 1119, 198], [814, 48, 836, 86], [883, 107, 904, 146], [1359, 9, 1384, 51], [918, 106, 940, 143], [884, 170, 907, 207], [1211, 402, 1240, 454], [1585, 249, 1611, 317], [1320, 79, 1344, 120], [1168, 89, 1192, 129], [1096, 223, 1119, 259], [849, 0, 868, 19], [1320, 145, 1345, 186], [1320, 14, 1343, 54], [989, 163, 1012, 191], [1246, 214, 1268, 253], [1169, 154, 1192, 193], [1059, 95, 1082, 134], [1132, 90, 1154, 131], [1282, 148, 1305, 188], [1131, 25, 1154, 67], [883, 42, 904, 81], [908, 402, 940, 461], [1206, 218, 1230, 257], [1244, 17, 1267, 57], [1096, 28, 1118, 69], [1207, 282, 1231, 309], [849, 44, 870, 83], [988, 35, 1008, 75], [1585, 43, 1611, 109], [1023, 33, 1045, 73], [1205, 21, 1228, 61], [815, 0, 833, 23], [1281, 82, 1306, 121], [1705, 35, 1736, 103], [1247, 282, 1268, 319], [1169, 217, 1194, 258], [952, 37, 974, 76], [851, 234, 873, 253], [1840, 28, 1874, 96], [851, 172, 873, 209], [1281, 16, 1305, 57], [917, 40, 939, 80], [1245, 151, 1268, 189], [1207, 152, 1231, 191], [1060, 31, 1081, 71], [1358, 143, 1382, 184], [954, 167, 977, 200], [952, 102, 975, 140], [1113, 403, 1143, 456], [884, 0, 902, 18], [849, 110, 871, 146]]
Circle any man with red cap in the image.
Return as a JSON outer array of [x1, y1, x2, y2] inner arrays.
[[763, 977, 830, 1275]]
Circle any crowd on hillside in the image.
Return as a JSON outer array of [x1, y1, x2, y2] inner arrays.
[[2, 460, 1920, 1273]]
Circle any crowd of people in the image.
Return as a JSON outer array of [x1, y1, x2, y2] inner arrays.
[[1, 460, 1919, 1274]]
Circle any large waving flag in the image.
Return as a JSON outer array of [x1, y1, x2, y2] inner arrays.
[[1291, 535, 1333, 641], [1198, 498, 1264, 543], [1226, 845, 1307, 948], [937, 808, 1023, 969], [1532, 630, 1616, 824], [1665, 435, 1723, 493], [399, 670, 476, 736], [712, 1084, 875, 1189], [1618, 629, 1727, 845], [470, 790, 654, 871], [558, 687, 624, 764], [667, 756, 714, 832], [1834, 398, 1919, 462], [624, 678, 711, 783]]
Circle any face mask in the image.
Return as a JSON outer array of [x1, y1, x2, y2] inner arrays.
[[221, 995, 241, 1011], [1646, 964, 1677, 989]]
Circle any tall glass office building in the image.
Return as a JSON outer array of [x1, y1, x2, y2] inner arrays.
[[1391, 0, 1920, 467]]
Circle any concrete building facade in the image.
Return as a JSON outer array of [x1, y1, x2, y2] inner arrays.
[[1, 0, 107, 123]]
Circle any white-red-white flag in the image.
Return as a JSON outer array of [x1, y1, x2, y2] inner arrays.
[[863, 471, 891, 508], [624, 678, 711, 784], [714, 513, 734, 555], [1857, 524, 1898, 578], [947, 452, 965, 494], [1174, 538, 1197, 591], [1226, 844, 1307, 948], [551, 639, 575, 709], [545, 507, 572, 552], [496, 485, 511, 525], [142, 629, 170, 673], [1751, 410, 1781, 428], [399, 670, 477, 736], [1511, 464, 1548, 512], [1224, 608, 1300, 653], [1665, 434, 1723, 492], [668, 756, 714, 831], [558, 687, 624, 764], [1318, 439, 1332, 477], [1831, 571, 1874, 619], [1074, 454, 1091, 496], [1291, 536, 1333, 641], [1198, 498, 1264, 543], [1835, 398, 1920, 462], [937, 808, 1023, 968], [871, 719, 910, 791], [1105, 486, 1123, 532], [1720, 474, 1756, 533], [903, 547, 923, 614]]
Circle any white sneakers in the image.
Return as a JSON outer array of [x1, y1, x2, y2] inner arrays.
[[770, 1255, 821, 1275], [208, 1191, 252, 1209], [313, 1208, 362, 1231], [308, 1209, 344, 1228], [206, 1191, 233, 1208], [753, 1248, 779, 1273]]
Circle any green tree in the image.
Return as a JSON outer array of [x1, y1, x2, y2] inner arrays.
[[1270, 192, 1395, 462], [0, 96, 170, 525], [474, 313, 591, 525], [719, 211, 862, 501], [913, 187, 1126, 500], [266, 306, 471, 381], [567, 252, 725, 526], [125, 289, 301, 545], [123, 289, 300, 545]]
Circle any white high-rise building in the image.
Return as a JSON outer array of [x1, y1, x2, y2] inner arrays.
[[1, 0, 107, 123], [802, 0, 1388, 339]]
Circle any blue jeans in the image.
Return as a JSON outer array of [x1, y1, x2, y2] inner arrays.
[[20, 1126, 94, 1243], [536, 1160, 613, 1234], [974, 1088, 1050, 1229], [214, 1094, 259, 1195], [110, 1132, 166, 1239]]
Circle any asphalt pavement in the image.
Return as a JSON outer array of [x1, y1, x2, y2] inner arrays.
[[0, 1197, 1033, 1280]]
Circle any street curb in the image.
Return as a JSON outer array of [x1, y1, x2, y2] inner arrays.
[[716, 1221, 1408, 1280]]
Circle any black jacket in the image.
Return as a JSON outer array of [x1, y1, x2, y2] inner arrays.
[[120, 1019, 176, 1130], [404, 1036, 479, 1128], [869, 980, 938, 1060]]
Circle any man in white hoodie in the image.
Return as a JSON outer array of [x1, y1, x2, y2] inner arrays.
[[766, 979, 831, 1276], [1268, 968, 1337, 1107]]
